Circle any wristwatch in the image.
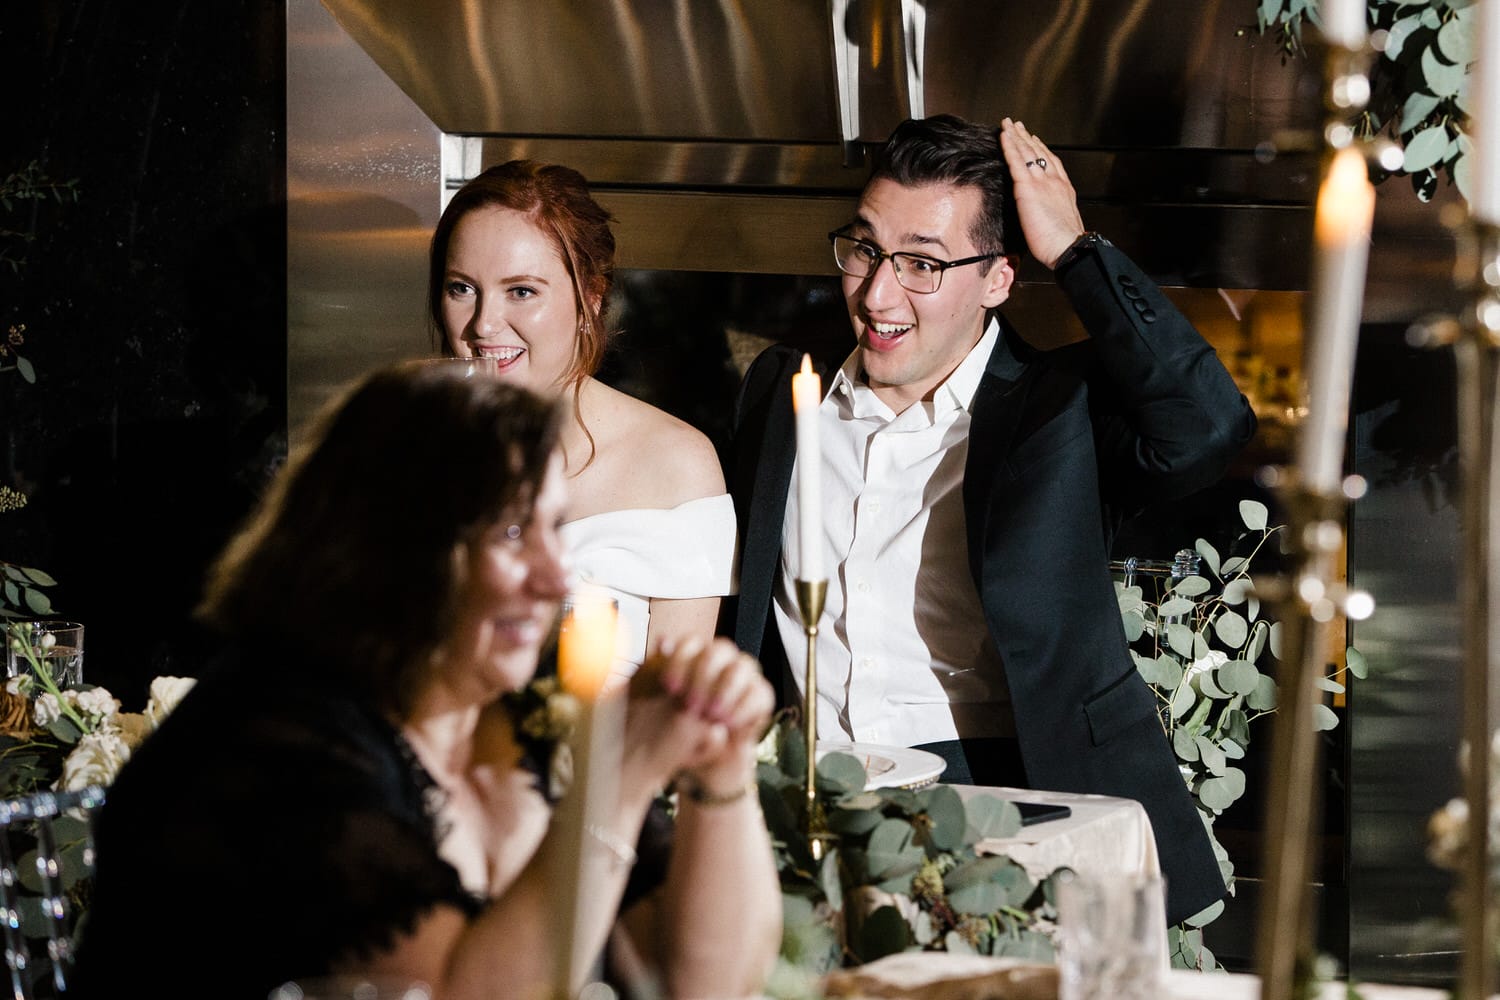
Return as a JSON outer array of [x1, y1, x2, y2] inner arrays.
[[1052, 231, 1112, 278]]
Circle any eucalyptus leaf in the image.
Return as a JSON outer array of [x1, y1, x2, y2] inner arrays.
[[1195, 735, 1228, 776], [1220, 556, 1247, 577], [1186, 898, 1226, 928], [1346, 645, 1368, 679], [1122, 609, 1145, 642], [1174, 726, 1201, 762], [2, 581, 17, 607], [1249, 673, 1278, 712], [1219, 659, 1261, 697], [817, 752, 868, 796], [1239, 500, 1268, 531], [924, 784, 968, 852], [16, 357, 35, 384], [1166, 623, 1195, 658], [1420, 46, 1465, 97], [1316, 675, 1346, 694], [1155, 654, 1184, 689], [1214, 610, 1249, 648], [1221, 738, 1246, 760], [826, 807, 884, 836], [1397, 90, 1441, 134], [819, 849, 843, 911], [965, 794, 1023, 839], [867, 817, 914, 858], [1195, 538, 1221, 577], [1170, 683, 1197, 721], [19, 567, 56, 587], [1437, 14, 1474, 63], [1259, 0, 1285, 27], [1221, 578, 1252, 606], [1404, 124, 1452, 171], [1171, 575, 1211, 598], [1185, 692, 1213, 734], [1269, 621, 1283, 659], [1313, 703, 1340, 731], [1245, 622, 1267, 663], [1196, 668, 1229, 700], [24, 586, 51, 614], [1455, 136, 1473, 200], [1160, 597, 1197, 618], [1192, 631, 1211, 661]]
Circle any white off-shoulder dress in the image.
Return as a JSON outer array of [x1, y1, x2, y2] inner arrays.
[[560, 493, 738, 679]]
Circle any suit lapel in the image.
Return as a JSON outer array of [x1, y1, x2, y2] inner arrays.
[[964, 314, 1032, 577]]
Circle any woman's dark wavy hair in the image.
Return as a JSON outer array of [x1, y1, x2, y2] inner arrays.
[[427, 159, 617, 387], [197, 361, 562, 717], [869, 114, 1021, 265]]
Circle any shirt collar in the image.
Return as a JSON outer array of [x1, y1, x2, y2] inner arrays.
[[830, 315, 1000, 419]]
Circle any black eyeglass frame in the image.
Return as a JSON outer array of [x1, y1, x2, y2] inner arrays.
[[827, 231, 1002, 293]]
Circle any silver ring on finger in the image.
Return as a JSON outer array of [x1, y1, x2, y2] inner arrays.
[[1035, 157, 1048, 170], [1024, 159, 1039, 169]]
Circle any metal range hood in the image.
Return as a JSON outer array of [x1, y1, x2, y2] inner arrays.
[[316, 0, 1328, 290]]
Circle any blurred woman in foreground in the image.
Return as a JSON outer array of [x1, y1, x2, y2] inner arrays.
[[72, 362, 780, 1000]]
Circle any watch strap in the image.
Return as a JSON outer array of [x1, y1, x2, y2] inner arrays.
[[1052, 231, 1111, 279]]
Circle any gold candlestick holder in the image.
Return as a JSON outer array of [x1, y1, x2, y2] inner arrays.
[[1413, 219, 1500, 999], [795, 577, 829, 860], [1253, 472, 1371, 1000]]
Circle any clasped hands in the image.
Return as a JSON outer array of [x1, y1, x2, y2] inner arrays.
[[620, 637, 774, 803]]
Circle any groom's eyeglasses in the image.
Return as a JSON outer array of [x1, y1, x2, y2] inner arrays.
[[828, 232, 1000, 294]]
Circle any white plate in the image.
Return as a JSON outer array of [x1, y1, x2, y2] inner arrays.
[[815, 741, 947, 790]]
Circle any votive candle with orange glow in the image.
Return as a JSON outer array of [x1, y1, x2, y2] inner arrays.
[[1297, 146, 1376, 494], [791, 354, 824, 581], [551, 587, 623, 993]]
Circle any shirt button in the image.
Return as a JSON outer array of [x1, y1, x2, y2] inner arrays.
[[867, 501, 882, 514], [856, 580, 871, 594]]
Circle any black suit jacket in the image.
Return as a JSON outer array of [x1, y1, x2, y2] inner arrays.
[[725, 244, 1257, 924]]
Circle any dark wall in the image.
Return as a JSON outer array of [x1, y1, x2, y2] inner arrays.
[[2, 3, 287, 704]]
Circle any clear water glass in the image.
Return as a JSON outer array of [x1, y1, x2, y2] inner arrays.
[[5, 620, 84, 689], [1056, 871, 1168, 1000]]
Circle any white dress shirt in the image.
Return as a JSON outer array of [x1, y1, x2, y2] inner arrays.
[[773, 319, 1016, 747]]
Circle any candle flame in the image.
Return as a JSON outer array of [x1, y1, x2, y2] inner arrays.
[[792, 354, 821, 413], [1315, 147, 1376, 248], [558, 588, 617, 700]]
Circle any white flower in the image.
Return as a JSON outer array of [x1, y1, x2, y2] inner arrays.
[[144, 676, 195, 727], [5, 676, 32, 697], [32, 693, 62, 727], [1184, 648, 1228, 682], [73, 687, 120, 724], [755, 724, 780, 766], [58, 730, 132, 791]]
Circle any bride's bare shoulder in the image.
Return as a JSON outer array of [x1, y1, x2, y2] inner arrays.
[[576, 380, 724, 509]]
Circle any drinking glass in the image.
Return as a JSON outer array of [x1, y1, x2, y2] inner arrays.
[[424, 355, 499, 378], [1055, 871, 1168, 1000], [5, 620, 84, 688], [268, 975, 431, 1000]]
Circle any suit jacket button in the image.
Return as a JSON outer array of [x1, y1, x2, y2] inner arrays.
[[1118, 275, 1136, 288], [1141, 309, 1157, 322]]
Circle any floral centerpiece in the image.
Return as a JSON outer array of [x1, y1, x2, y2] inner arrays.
[[755, 712, 1065, 1000], [0, 621, 192, 994], [1116, 498, 1366, 969]]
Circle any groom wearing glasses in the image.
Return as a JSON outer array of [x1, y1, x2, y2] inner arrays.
[[724, 113, 1256, 925]]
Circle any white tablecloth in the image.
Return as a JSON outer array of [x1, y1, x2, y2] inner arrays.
[[952, 784, 1162, 884]]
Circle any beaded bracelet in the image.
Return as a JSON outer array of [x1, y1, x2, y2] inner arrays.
[[677, 774, 757, 807]]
